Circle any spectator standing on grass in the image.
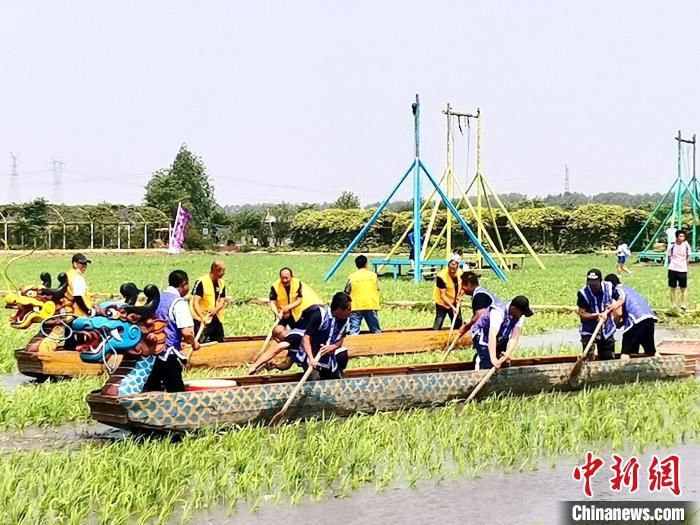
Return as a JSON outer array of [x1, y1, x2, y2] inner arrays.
[[665, 224, 677, 246], [615, 240, 632, 276], [190, 261, 227, 343], [432, 258, 462, 330], [668, 229, 690, 312], [344, 255, 382, 335], [407, 230, 416, 270]]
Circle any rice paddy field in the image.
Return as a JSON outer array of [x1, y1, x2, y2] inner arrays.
[[0, 251, 698, 524]]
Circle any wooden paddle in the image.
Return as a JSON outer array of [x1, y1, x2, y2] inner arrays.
[[269, 361, 316, 427], [464, 340, 518, 403], [183, 317, 209, 365], [441, 331, 463, 362], [568, 316, 606, 384], [445, 300, 462, 350], [251, 318, 281, 365]]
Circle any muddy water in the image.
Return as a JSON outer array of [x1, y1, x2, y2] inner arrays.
[[519, 326, 700, 349], [0, 372, 34, 392], [0, 422, 128, 453], [198, 444, 700, 525]]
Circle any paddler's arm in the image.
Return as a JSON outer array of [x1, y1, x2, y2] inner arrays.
[[459, 308, 486, 336], [74, 296, 92, 316], [181, 327, 201, 352], [500, 326, 522, 365], [487, 315, 502, 370], [606, 287, 625, 315], [319, 335, 345, 356], [302, 334, 317, 367], [249, 341, 290, 374], [285, 296, 303, 314]]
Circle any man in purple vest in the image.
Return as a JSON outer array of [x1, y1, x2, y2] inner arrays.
[[144, 270, 200, 392], [249, 292, 352, 379], [470, 296, 534, 370], [604, 274, 657, 357], [577, 268, 620, 361]]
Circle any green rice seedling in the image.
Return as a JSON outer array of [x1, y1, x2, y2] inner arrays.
[[0, 378, 693, 524]]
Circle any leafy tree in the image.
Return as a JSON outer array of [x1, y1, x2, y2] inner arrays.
[[144, 144, 219, 227], [332, 191, 361, 209], [15, 198, 49, 247]]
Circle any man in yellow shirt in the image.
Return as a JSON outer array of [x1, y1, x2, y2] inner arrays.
[[344, 255, 381, 335], [268, 267, 323, 328], [190, 261, 227, 343], [432, 258, 462, 329]]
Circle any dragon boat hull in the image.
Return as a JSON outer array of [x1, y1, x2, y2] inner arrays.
[[15, 328, 473, 379], [87, 353, 690, 432]]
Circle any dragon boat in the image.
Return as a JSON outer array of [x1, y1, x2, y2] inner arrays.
[[6, 274, 471, 380], [78, 290, 695, 431]]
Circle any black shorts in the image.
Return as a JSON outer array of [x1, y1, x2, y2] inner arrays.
[[668, 270, 688, 289], [621, 318, 656, 355]]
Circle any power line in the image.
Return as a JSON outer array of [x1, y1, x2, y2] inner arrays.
[[51, 158, 64, 204], [9, 152, 20, 202]]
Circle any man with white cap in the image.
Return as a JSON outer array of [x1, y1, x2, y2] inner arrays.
[[577, 268, 620, 360]]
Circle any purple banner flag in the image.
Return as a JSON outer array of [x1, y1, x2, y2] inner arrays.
[[168, 203, 192, 254]]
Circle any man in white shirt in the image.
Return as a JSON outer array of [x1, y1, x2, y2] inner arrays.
[[665, 225, 678, 246], [667, 230, 691, 311], [144, 270, 200, 392]]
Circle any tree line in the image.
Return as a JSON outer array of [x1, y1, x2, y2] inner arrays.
[[1, 145, 675, 252]]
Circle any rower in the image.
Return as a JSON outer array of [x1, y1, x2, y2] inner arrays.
[[457, 271, 498, 337], [144, 270, 201, 392], [66, 253, 93, 316], [190, 261, 227, 343], [603, 274, 657, 357], [432, 258, 462, 330], [577, 268, 620, 361], [471, 296, 534, 369], [63, 253, 93, 350], [345, 254, 382, 335], [251, 292, 352, 380], [268, 267, 323, 329]]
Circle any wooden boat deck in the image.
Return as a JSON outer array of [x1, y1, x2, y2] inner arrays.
[[16, 327, 471, 379]]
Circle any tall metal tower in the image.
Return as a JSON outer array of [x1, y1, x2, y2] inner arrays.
[[9, 152, 20, 202], [51, 158, 64, 204], [564, 164, 570, 193]]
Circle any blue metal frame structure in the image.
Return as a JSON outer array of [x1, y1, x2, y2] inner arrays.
[[630, 131, 700, 263], [324, 95, 506, 282]]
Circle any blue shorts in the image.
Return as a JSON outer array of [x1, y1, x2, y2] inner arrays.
[[617, 256, 626, 264]]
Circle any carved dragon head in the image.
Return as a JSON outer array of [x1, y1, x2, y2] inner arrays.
[[5, 272, 67, 329], [75, 284, 166, 364]]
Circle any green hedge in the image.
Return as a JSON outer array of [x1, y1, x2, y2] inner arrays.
[[289, 204, 659, 253]]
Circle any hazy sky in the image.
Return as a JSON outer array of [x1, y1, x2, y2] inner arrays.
[[2, 1, 700, 207]]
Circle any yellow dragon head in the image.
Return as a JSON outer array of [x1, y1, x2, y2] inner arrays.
[[5, 272, 66, 329]]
